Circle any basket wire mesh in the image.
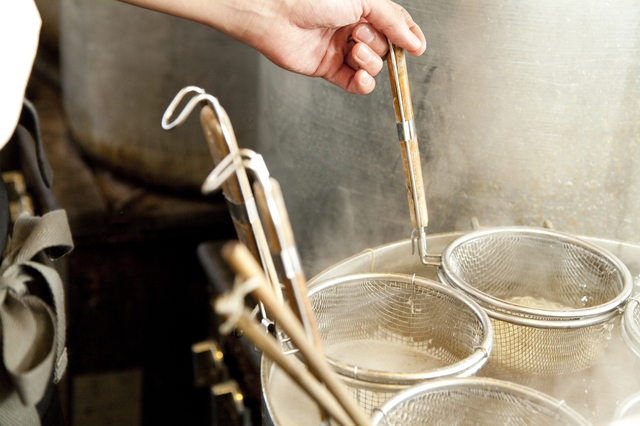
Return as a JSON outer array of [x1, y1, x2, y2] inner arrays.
[[370, 377, 591, 426], [306, 273, 493, 414], [439, 227, 632, 375]]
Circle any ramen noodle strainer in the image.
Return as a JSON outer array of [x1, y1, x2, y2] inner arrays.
[[438, 226, 633, 376], [305, 273, 493, 414], [370, 377, 591, 426]]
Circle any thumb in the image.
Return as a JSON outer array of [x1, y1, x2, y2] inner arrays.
[[363, 0, 426, 56]]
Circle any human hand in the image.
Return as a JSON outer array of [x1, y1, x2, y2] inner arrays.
[[119, 0, 426, 95], [244, 0, 426, 95]]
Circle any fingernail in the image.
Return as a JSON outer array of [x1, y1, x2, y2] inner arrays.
[[355, 26, 375, 44], [356, 45, 372, 63], [408, 31, 422, 49], [361, 73, 373, 86]]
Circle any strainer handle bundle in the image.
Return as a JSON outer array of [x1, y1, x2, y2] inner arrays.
[[219, 242, 372, 426], [387, 41, 429, 265], [198, 103, 282, 305], [160, 86, 283, 308]]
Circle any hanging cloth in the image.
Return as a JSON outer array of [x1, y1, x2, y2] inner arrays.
[[0, 210, 73, 425]]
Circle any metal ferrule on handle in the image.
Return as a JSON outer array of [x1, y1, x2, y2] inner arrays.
[[387, 40, 429, 264]]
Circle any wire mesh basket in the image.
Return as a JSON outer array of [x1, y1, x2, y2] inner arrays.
[[370, 377, 591, 426], [621, 295, 640, 359], [438, 227, 633, 376], [306, 273, 493, 414]]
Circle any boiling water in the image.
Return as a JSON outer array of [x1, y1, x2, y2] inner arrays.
[[267, 358, 322, 426], [264, 235, 640, 425], [266, 339, 447, 426], [507, 295, 574, 310], [324, 339, 447, 373]]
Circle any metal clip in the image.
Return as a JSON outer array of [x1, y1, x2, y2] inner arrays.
[[396, 119, 416, 142]]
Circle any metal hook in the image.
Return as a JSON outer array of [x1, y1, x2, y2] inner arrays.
[[161, 86, 237, 148], [161, 86, 206, 130], [201, 148, 272, 195], [201, 151, 243, 194]]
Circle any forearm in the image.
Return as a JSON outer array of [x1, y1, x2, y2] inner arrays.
[[118, 0, 284, 48]]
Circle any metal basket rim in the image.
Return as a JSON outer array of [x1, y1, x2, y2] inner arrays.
[[613, 389, 640, 420], [440, 226, 633, 325], [370, 377, 591, 426], [306, 272, 494, 384], [621, 296, 640, 358]]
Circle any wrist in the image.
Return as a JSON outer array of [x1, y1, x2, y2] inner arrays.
[[202, 0, 290, 49]]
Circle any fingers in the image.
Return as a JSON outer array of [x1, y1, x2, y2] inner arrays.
[[363, 0, 426, 56], [347, 43, 383, 77], [325, 65, 376, 95], [352, 23, 388, 56], [353, 69, 376, 95], [346, 23, 386, 77]]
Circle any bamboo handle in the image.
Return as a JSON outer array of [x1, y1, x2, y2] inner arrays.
[[387, 44, 429, 228], [232, 314, 355, 426], [200, 106, 282, 304], [200, 105, 243, 201], [221, 242, 372, 426], [253, 180, 323, 351]]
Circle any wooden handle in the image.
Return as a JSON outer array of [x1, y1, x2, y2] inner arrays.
[[221, 242, 372, 426], [253, 180, 323, 351], [200, 106, 282, 304], [387, 44, 429, 228], [233, 315, 355, 426]]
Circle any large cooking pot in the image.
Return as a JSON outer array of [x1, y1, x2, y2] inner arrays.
[[255, 0, 640, 276], [60, 0, 259, 190], [262, 231, 640, 426]]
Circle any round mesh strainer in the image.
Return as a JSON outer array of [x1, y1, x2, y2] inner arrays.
[[306, 273, 493, 414], [439, 227, 633, 376], [370, 377, 590, 426], [621, 295, 640, 359]]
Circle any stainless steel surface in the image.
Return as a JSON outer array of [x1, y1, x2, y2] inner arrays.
[[263, 232, 640, 425], [60, 0, 259, 190], [256, 1, 640, 277], [370, 377, 590, 426]]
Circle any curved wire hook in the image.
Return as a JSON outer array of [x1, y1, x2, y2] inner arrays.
[[162, 86, 227, 130], [201, 151, 243, 194], [162, 86, 239, 180], [161, 86, 205, 130], [201, 149, 271, 195]]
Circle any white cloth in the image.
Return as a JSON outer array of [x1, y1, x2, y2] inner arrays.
[[0, 1, 41, 148]]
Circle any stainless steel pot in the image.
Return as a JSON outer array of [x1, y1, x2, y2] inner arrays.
[[262, 231, 640, 426], [60, 0, 259, 190], [256, 0, 640, 276]]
